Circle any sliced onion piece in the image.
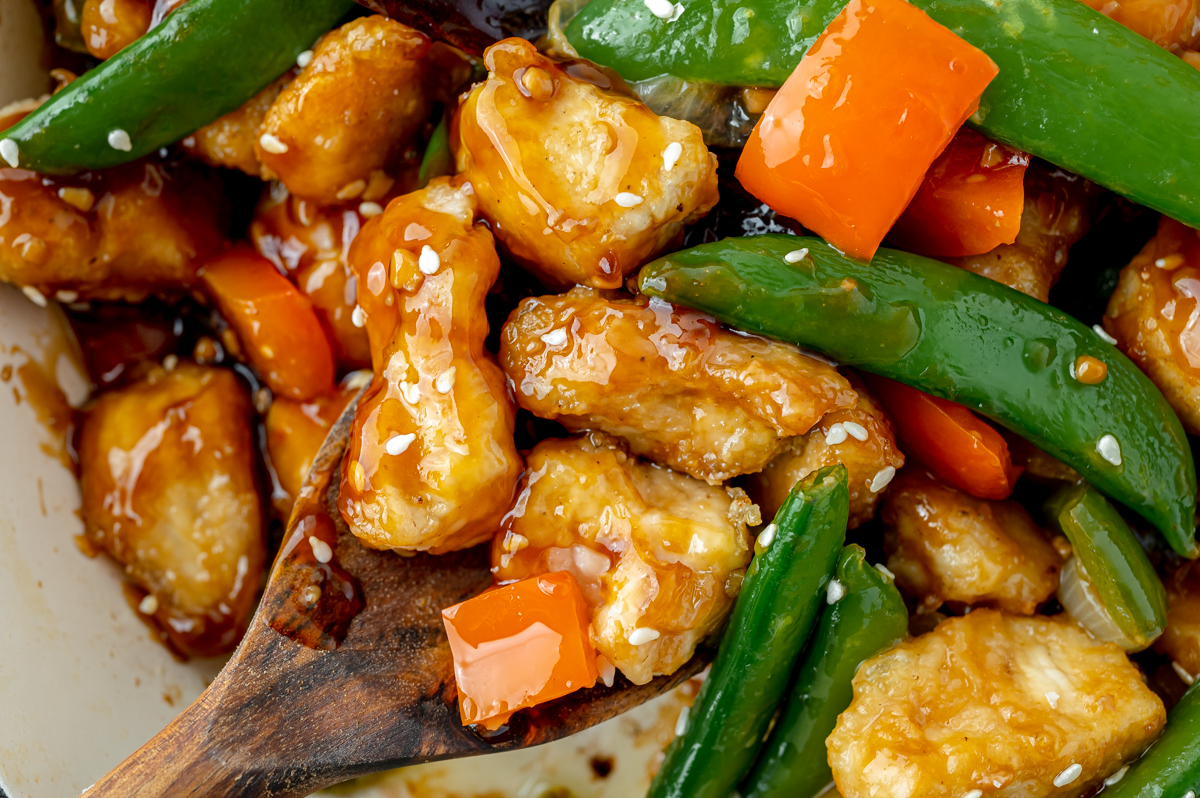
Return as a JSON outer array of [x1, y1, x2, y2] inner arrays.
[[1058, 556, 1142, 651]]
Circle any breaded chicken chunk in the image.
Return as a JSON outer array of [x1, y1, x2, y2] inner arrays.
[[456, 38, 719, 289], [948, 163, 1098, 301], [882, 470, 1062, 614], [337, 178, 522, 554], [183, 74, 292, 177], [1104, 215, 1200, 434], [1157, 560, 1200, 679], [746, 382, 904, 527], [1078, 0, 1200, 55], [0, 158, 226, 301], [829, 610, 1165, 798], [500, 287, 856, 484], [492, 433, 757, 686], [78, 363, 265, 658], [255, 17, 432, 206]]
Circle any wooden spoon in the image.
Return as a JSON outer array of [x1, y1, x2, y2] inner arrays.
[[82, 393, 709, 797]]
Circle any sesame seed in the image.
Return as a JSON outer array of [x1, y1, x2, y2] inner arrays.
[[870, 466, 896, 493], [540, 328, 568, 347], [400, 382, 420, 404], [784, 248, 810, 264], [138, 594, 159, 614], [662, 141, 683, 171], [628, 627, 661, 645], [875, 563, 895, 580], [107, 129, 132, 152], [1045, 691, 1059, 709], [418, 245, 440, 274], [1174, 661, 1195, 685], [824, 423, 848, 445], [336, 179, 366, 201], [21, 286, 47, 307], [614, 192, 644, 208], [597, 655, 615, 687], [0, 139, 18, 167], [351, 305, 367, 327], [309, 535, 333, 564], [1097, 434, 1122, 466], [757, 523, 777, 549], [162, 354, 178, 371], [963, 791, 983, 798], [435, 366, 456, 394], [842, 421, 869, 441], [55, 290, 78, 303], [1054, 764, 1082, 788], [1093, 324, 1118, 345], [296, 48, 314, 68], [826, 578, 845, 604], [644, 0, 676, 18], [674, 705, 690, 736], [259, 133, 288, 154], [359, 201, 383, 217], [385, 432, 416, 456], [1103, 766, 1129, 787], [1183, 791, 1194, 798]]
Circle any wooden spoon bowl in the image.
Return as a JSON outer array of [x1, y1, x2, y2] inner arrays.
[[82, 393, 709, 797]]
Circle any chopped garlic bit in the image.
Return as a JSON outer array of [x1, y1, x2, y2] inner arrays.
[[628, 627, 661, 645], [418, 245, 441, 274], [826, 578, 845, 604], [259, 133, 288, 154], [870, 465, 896, 493], [309, 535, 333, 564], [107, 128, 132, 152], [1097, 434, 1122, 466], [662, 141, 683, 171], [1053, 764, 1083, 788], [614, 192, 644, 208]]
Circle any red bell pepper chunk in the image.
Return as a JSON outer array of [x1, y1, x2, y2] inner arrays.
[[864, 374, 1022, 500], [200, 244, 335, 401], [735, 0, 998, 260], [442, 571, 599, 730], [888, 128, 1030, 257]]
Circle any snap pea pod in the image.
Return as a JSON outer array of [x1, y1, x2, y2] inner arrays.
[[0, 0, 355, 175], [1102, 681, 1200, 798], [1045, 483, 1167, 650], [637, 235, 1197, 557], [417, 114, 453, 188], [741, 545, 907, 798], [565, 0, 1200, 229], [648, 465, 849, 798]]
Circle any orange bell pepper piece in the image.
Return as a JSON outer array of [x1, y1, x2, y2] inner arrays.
[[442, 571, 599, 730], [864, 374, 1021, 500], [888, 128, 1030, 257], [735, 0, 998, 261], [200, 244, 335, 401]]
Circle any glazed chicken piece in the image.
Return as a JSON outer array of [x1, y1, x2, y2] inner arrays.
[[255, 16, 432, 206], [265, 376, 363, 520], [948, 163, 1099, 301], [77, 363, 265, 658], [1078, 0, 1200, 61], [500, 287, 857, 484], [492, 433, 757, 686], [456, 38, 719, 289], [829, 610, 1165, 798], [0, 157, 226, 301], [183, 75, 292, 177], [1156, 560, 1200, 679], [746, 383, 905, 527], [338, 178, 522, 554], [882, 470, 1063, 614], [81, 0, 151, 59], [1104, 215, 1200, 434]]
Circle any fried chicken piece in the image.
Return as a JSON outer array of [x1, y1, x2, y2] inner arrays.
[[1104, 215, 1200, 434], [492, 433, 757, 686], [81, 0, 150, 59], [265, 377, 363, 520], [183, 74, 291, 176], [829, 610, 1165, 798], [882, 470, 1062, 614], [78, 363, 265, 658], [255, 16, 432, 206], [337, 178, 522, 554], [746, 382, 904, 527], [948, 163, 1098, 301], [1156, 560, 1200, 678], [456, 38, 719, 289], [500, 287, 856, 484], [1078, 0, 1200, 54], [0, 157, 226, 301]]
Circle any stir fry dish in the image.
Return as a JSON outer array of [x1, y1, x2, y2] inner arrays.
[[6, 0, 1200, 793]]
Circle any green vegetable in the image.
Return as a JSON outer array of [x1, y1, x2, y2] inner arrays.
[[648, 465, 849, 798], [637, 235, 1197, 557], [741, 545, 907, 798], [0, 0, 354, 175], [1101, 681, 1200, 798], [1045, 483, 1167, 650], [565, 0, 1200, 229], [417, 113, 453, 188]]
